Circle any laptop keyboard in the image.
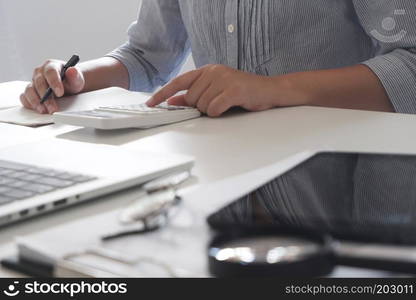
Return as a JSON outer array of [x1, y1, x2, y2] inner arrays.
[[0, 160, 96, 205]]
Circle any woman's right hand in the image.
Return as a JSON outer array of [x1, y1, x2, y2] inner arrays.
[[20, 59, 85, 114]]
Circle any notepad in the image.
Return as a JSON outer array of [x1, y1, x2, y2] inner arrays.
[[0, 107, 54, 126], [0, 87, 152, 127]]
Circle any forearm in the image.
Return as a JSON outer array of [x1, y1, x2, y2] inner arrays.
[[78, 57, 129, 93], [275, 64, 394, 112]]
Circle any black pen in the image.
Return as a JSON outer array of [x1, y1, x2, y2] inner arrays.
[[40, 55, 80, 104]]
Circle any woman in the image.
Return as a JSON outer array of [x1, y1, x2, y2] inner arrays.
[[21, 0, 416, 117]]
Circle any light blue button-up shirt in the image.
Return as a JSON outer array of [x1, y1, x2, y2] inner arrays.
[[108, 0, 416, 114]]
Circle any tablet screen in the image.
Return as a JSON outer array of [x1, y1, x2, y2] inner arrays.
[[211, 152, 416, 245]]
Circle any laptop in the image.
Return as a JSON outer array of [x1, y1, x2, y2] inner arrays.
[[0, 139, 194, 227]]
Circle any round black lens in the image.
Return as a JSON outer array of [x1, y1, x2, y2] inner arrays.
[[208, 229, 335, 277]]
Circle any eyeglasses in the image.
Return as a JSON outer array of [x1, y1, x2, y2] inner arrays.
[[102, 171, 191, 241]]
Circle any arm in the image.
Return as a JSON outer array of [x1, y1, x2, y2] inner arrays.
[[105, 0, 190, 92], [276, 64, 394, 112], [149, 1, 416, 117], [280, 0, 416, 113], [85, 0, 191, 93], [78, 57, 129, 92], [21, 0, 189, 114], [147, 64, 393, 117], [351, 0, 416, 114]]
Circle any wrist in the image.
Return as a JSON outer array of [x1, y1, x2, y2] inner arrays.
[[78, 57, 129, 93], [270, 73, 313, 107]]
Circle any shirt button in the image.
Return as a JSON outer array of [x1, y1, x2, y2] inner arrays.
[[227, 24, 235, 33]]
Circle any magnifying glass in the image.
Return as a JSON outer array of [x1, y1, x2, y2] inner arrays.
[[208, 228, 336, 277]]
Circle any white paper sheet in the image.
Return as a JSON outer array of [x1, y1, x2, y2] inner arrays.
[[0, 107, 54, 126], [180, 150, 316, 216]]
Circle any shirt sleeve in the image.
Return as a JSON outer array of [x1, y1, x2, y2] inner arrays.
[[106, 0, 190, 92], [353, 1, 416, 114]]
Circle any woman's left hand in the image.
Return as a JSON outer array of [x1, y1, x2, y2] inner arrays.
[[146, 64, 283, 117]]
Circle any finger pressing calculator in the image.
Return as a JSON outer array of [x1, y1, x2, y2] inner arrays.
[[53, 103, 201, 130]]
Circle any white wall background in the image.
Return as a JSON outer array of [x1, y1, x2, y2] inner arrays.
[[0, 0, 194, 83]]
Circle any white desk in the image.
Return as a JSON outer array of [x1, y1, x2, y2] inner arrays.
[[1, 81, 416, 277]]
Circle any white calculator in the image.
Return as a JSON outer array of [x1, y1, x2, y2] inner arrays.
[[53, 103, 202, 130]]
